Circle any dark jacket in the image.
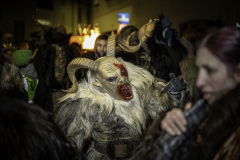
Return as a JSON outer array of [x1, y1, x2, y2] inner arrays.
[[135, 84, 240, 160], [33, 30, 80, 112]]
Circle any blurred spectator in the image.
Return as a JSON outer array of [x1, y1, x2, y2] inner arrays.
[[83, 34, 108, 60], [12, 49, 38, 103], [0, 53, 28, 101], [18, 40, 29, 50], [1, 33, 13, 49], [2, 47, 14, 64], [1, 33, 16, 64], [33, 24, 81, 112], [0, 96, 85, 160]]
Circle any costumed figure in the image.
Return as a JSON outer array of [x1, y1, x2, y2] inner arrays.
[[119, 14, 188, 81], [1, 33, 13, 53], [33, 25, 80, 111], [54, 34, 189, 160], [118, 14, 200, 102], [0, 53, 28, 101], [1, 33, 16, 64], [120, 25, 139, 45], [115, 25, 141, 66], [139, 14, 188, 81], [138, 14, 197, 101]]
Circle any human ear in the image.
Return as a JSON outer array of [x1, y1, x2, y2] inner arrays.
[[234, 63, 240, 82]]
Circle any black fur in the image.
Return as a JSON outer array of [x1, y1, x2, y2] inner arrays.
[[33, 30, 80, 112], [0, 54, 28, 101], [0, 96, 85, 160], [146, 14, 188, 81], [135, 84, 240, 160]]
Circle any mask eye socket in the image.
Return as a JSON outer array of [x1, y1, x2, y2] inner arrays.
[[108, 77, 117, 82], [121, 67, 128, 77], [121, 68, 125, 75]]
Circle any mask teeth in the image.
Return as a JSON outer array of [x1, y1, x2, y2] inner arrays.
[[169, 91, 180, 95]]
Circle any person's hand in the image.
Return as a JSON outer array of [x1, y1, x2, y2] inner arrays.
[[161, 102, 192, 136]]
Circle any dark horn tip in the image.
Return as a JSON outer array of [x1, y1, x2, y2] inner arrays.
[[169, 73, 175, 78]]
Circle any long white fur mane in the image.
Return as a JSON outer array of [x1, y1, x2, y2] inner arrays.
[[58, 59, 155, 137]]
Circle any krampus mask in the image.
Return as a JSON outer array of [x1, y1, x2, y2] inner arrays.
[[64, 34, 142, 101]]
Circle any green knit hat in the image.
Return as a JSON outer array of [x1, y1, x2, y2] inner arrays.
[[12, 50, 33, 66]]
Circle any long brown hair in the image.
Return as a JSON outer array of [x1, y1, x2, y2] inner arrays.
[[134, 27, 240, 160], [201, 27, 240, 74]]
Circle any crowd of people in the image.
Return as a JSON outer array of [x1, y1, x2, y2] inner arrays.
[[0, 13, 240, 160]]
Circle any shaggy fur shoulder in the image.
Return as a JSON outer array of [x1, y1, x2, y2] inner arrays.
[[0, 62, 24, 91], [54, 59, 157, 149], [0, 62, 28, 101], [146, 14, 188, 81], [33, 41, 80, 111], [180, 54, 201, 102]]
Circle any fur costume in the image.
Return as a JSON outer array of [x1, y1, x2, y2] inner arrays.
[[144, 14, 188, 81], [54, 42, 188, 160], [116, 14, 188, 82], [33, 29, 80, 111], [176, 84, 240, 160], [0, 96, 85, 160], [0, 61, 28, 101], [139, 14, 198, 101], [116, 14, 198, 102], [179, 54, 201, 102], [135, 84, 240, 160]]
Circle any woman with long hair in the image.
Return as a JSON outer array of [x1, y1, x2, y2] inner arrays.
[[136, 27, 240, 160]]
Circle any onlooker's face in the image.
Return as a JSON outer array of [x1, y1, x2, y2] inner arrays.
[[196, 47, 240, 104], [96, 39, 107, 55], [22, 43, 29, 50]]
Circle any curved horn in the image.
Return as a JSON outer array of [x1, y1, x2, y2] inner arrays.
[[106, 34, 142, 57], [63, 58, 98, 93], [125, 31, 137, 46], [106, 34, 118, 57]]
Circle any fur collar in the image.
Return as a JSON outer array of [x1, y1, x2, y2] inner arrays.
[[0, 62, 24, 91], [59, 59, 155, 137]]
